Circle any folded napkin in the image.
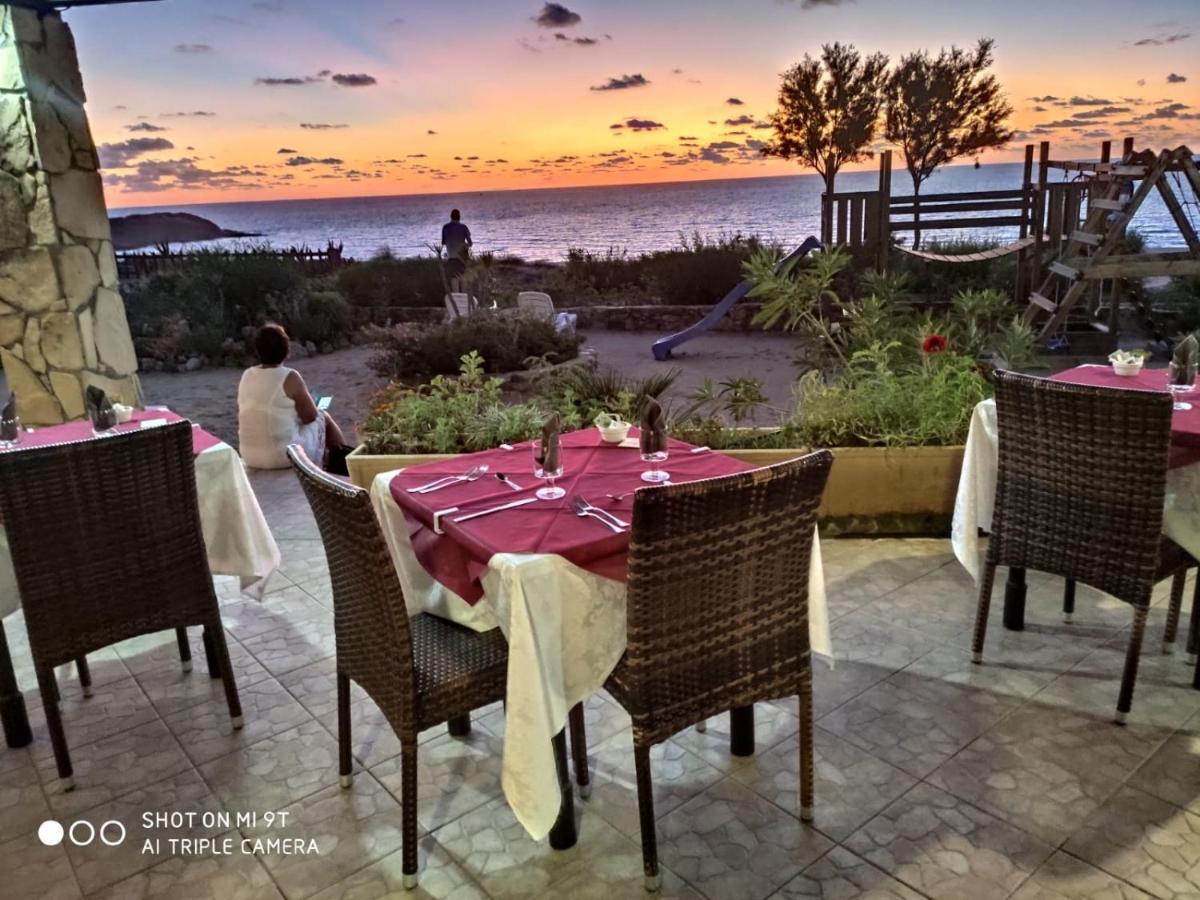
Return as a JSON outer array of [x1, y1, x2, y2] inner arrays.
[[0, 393, 18, 441], [538, 414, 562, 472], [85, 385, 117, 431], [639, 397, 668, 455], [1171, 335, 1199, 387]]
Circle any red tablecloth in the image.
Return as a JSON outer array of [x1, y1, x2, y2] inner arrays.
[[1049, 364, 1200, 467], [1, 408, 223, 456], [389, 429, 757, 603]]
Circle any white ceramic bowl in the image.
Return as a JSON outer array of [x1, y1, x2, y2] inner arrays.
[[1111, 360, 1144, 377], [597, 422, 631, 444], [112, 403, 134, 423]]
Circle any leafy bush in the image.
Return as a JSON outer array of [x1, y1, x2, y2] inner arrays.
[[360, 352, 546, 454], [336, 248, 446, 308], [539, 364, 680, 430], [888, 237, 1019, 299], [792, 347, 991, 447], [282, 290, 350, 346], [367, 310, 583, 381]]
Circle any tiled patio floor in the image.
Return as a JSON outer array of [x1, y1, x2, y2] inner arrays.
[[2, 467, 1199, 899]]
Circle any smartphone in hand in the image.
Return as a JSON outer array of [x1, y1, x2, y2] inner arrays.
[[316, 396, 332, 411]]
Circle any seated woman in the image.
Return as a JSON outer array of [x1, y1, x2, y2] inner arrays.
[[238, 324, 347, 470]]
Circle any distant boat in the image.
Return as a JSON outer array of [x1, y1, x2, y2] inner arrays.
[[974, 159, 981, 169]]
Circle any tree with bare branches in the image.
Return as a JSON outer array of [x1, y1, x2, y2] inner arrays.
[[884, 38, 1013, 247], [762, 42, 889, 207]]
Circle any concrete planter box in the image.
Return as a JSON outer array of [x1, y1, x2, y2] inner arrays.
[[347, 441, 964, 535]]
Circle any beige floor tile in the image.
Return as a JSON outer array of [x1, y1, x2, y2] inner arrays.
[[1010, 851, 1152, 900], [1129, 729, 1200, 815], [773, 845, 925, 899], [247, 773, 404, 900], [87, 841, 283, 900], [239, 616, 336, 678], [35, 719, 191, 819], [828, 610, 942, 674], [221, 587, 332, 642], [277, 657, 364, 720], [198, 718, 340, 813], [1065, 785, 1200, 899], [26, 675, 158, 760], [733, 727, 917, 842], [0, 829, 81, 899], [0, 747, 51, 843], [370, 728, 505, 834], [309, 835, 485, 900], [136, 640, 270, 720], [318, 697, 404, 769], [844, 782, 1053, 900], [672, 703, 799, 774], [163, 676, 312, 765]]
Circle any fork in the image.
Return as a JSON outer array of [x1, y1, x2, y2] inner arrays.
[[570, 496, 624, 533], [408, 464, 488, 493], [577, 496, 629, 529]]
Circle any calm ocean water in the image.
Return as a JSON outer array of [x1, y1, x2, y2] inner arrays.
[[110, 163, 1193, 262]]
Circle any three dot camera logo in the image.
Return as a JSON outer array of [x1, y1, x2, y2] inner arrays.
[[38, 818, 126, 848]]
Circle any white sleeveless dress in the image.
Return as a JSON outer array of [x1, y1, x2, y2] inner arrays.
[[237, 366, 326, 469]]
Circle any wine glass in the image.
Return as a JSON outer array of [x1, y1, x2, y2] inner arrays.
[[1168, 362, 1195, 412], [640, 447, 670, 484], [0, 413, 21, 450], [532, 439, 565, 500]]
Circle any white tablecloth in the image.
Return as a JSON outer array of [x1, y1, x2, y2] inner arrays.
[[951, 398, 1200, 580], [370, 470, 832, 841], [0, 441, 280, 618]]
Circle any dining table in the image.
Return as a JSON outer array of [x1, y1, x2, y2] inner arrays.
[[952, 364, 1200, 630], [369, 427, 834, 848], [0, 407, 280, 748]]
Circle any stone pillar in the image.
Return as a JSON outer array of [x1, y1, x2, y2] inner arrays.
[[0, 5, 140, 425]]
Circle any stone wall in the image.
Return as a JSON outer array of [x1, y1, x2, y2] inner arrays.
[[347, 303, 775, 333], [0, 6, 139, 425]]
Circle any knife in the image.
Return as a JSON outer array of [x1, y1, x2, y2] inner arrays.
[[452, 496, 538, 523]]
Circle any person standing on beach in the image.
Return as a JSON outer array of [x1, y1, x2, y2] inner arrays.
[[440, 208, 472, 293]]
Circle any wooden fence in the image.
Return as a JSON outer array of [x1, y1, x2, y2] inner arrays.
[[115, 244, 348, 279]]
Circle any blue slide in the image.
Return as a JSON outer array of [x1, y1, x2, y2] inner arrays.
[[652, 236, 823, 361]]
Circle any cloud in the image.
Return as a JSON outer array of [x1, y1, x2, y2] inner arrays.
[[1029, 95, 1060, 102], [1059, 96, 1116, 106], [534, 3, 581, 27], [678, 135, 697, 141], [1167, 72, 1188, 84], [724, 114, 755, 126], [1144, 102, 1191, 118], [285, 155, 343, 166], [174, 43, 213, 54], [555, 32, 597, 45], [1134, 33, 1190, 46], [126, 122, 168, 132], [300, 122, 348, 130], [256, 75, 322, 86], [331, 72, 377, 87], [277, 147, 297, 154], [614, 118, 665, 132], [725, 97, 744, 106], [427, 129, 437, 135], [161, 111, 215, 117], [1071, 106, 1132, 119], [252, 1, 284, 10], [590, 73, 649, 92], [1137, 79, 1147, 87], [105, 158, 258, 193], [699, 148, 731, 164], [97, 137, 175, 168], [798, 0, 848, 7], [705, 140, 740, 150]]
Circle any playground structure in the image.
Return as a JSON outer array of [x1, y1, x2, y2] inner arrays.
[[824, 138, 1200, 346]]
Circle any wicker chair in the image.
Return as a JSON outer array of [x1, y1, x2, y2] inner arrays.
[[971, 370, 1193, 723], [0, 422, 243, 789], [604, 450, 833, 892], [287, 445, 508, 889]]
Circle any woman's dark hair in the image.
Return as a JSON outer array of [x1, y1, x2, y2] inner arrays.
[[450, 208, 461, 221], [254, 323, 290, 365]]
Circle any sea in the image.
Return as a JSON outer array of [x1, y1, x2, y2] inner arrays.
[[110, 162, 1196, 262]]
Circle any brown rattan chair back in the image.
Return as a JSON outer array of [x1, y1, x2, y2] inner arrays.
[[621, 449, 832, 742], [0, 422, 217, 669], [989, 369, 1172, 607], [287, 446, 416, 728]]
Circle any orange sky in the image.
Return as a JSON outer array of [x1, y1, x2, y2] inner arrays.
[[63, 0, 1199, 207]]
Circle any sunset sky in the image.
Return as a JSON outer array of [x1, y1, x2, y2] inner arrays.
[[63, 0, 1200, 206]]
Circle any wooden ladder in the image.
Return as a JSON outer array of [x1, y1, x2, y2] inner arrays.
[[1022, 150, 1171, 338]]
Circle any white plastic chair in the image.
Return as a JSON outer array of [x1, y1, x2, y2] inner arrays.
[[516, 291, 556, 319], [444, 293, 474, 320]]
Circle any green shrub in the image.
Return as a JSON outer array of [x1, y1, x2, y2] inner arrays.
[[337, 249, 446, 307], [284, 290, 350, 345], [888, 237, 1019, 300], [360, 352, 547, 454], [642, 233, 767, 305], [539, 365, 680, 430], [367, 310, 583, 381]]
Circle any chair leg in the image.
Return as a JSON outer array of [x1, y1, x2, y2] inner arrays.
[[447, 713, 471, 737], [36, 666, 73, 790], [206, 625, 243, 729], [632, 742, 660, 893], [568, 702, 591, 798], [972, 562, 999, 664], [75, 656, 92, 698], [176, 628, 193, 673], [798, 666, 815, 822], [1189, 573, 1200, 664], [1062, 579, 1076, 624], [401, 736, 419, 890], [1164, 573, 1185, 654], [202, 627, 220, 679], [337, 672, 353, 788], [1117, 604, 1150, 725]]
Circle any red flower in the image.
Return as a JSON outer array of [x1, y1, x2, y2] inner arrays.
[[922, 334, 948, 354]]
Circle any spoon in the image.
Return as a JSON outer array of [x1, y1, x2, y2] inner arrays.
[[495, 472, 523, 491]]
